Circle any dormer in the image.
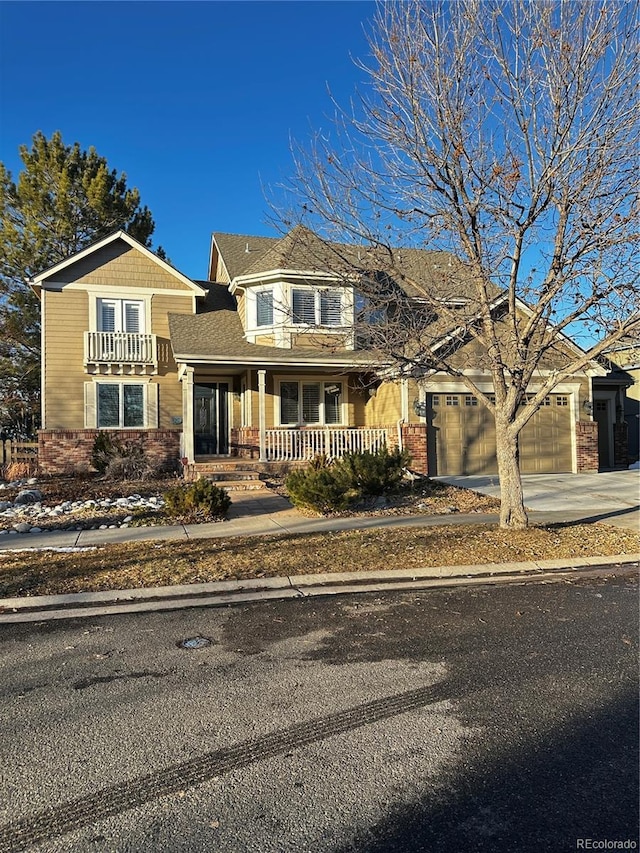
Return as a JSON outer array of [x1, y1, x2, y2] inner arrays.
[[211, 228, 357, 350]]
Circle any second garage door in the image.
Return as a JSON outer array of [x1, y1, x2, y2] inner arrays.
[[427, 393, 573, 476]]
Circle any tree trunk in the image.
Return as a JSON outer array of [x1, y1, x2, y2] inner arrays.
[[495, 424, 528, 529]]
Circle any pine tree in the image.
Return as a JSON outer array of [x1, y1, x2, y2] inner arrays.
[[0, 131, 160, 436]]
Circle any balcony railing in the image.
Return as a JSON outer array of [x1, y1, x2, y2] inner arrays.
[[85, 332, 157, 367], [264, 427, 389, 462]]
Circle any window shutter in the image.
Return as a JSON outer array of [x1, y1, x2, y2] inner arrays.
[[84, 382, 97, 428], [146, 383, 159, 428], [320, 291, 342, 326]]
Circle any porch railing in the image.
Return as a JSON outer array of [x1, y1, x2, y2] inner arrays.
[[84, 332, 157, 365], [264, 427, 389, 462]]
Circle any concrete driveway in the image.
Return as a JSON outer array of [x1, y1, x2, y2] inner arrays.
[[437, 470, 640, 529]]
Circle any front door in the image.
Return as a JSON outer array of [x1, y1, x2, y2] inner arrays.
[[194, 383, 229, 455]]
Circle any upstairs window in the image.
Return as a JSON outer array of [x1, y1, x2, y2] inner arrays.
[[256, 290, 274, 326], [98, 299, 144, 333], [292, 288, 343, 326], [292, 289, 316, 324], [320, 291, 342, 326]]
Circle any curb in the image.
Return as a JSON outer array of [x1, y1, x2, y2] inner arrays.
[[0, 554, 637, 624]]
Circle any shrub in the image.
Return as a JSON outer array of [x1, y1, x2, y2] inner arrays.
[[164, 477, 231, 520], [286, 445, 412, 514], [91, 432, 154, 480], [286, 464, 353, 514], [91, 432, 121, 475], [335, 445, 411, 502]]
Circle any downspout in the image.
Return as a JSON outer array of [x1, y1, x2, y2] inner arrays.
[[397, 418, 404, 452]]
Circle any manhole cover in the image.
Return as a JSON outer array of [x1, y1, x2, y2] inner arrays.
[[178, 636, 212, 650]]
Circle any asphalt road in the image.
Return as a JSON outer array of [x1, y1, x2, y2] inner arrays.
[[1, 571, 638, 853]]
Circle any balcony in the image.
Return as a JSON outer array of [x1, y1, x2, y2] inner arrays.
[[84, 331, 158, 375]]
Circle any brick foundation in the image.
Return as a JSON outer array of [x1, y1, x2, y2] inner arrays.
[[576, 421, 598, 473], [230, 427, 260, 459], [38, 429, 182, 475]]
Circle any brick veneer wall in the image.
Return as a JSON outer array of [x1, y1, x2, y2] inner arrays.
[[400, 423, 428, 474], [614, 421, 628, 469], [575, 421, 599, 473], [38, 429, 181, 475], [230, 427, 260, 459]]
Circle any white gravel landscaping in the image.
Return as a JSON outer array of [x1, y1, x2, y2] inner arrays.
[[0, 479, 165, 535]]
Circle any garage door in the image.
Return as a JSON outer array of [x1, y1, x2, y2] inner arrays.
[[427, 393, 573, 476]]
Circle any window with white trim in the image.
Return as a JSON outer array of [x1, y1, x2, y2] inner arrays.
[[256, 290, 274, 326], [98, 384, 144, 427], [292, 288, 343, 326], [98, 299, 144, 333], [279, 381, 344, 425], [85, 381, 158, 429]]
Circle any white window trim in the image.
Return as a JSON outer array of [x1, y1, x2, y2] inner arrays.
[[84, 378, 157, 429], [275, 376, 346, 427], [90, 295, 151, 334], [289, 285, 346, 327]]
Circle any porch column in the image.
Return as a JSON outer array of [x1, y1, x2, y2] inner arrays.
[[401, 378, 409, 421], [258, 369, 267, 462], [182, 366, 195, 463]]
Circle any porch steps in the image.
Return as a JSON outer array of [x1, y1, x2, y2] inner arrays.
[[185, 461, 266, 492]]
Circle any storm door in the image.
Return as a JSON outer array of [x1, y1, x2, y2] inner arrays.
[[194, 383, 229, 455]]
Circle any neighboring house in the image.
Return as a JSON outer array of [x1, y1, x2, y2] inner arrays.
[[31, 228, 627, 477], [603, 338, 640, 464]]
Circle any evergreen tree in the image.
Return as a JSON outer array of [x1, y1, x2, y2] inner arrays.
[[0, 130, 160, 436]]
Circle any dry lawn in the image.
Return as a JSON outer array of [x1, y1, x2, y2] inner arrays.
[[1, 522, 637, 598]]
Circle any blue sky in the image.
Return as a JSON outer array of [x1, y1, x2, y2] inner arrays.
[[0, 1, 376, 279]]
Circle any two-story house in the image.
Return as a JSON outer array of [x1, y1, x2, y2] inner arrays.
[[31, 226, 626, 478]]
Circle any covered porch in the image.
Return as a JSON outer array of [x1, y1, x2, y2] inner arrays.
[[176, 363, 426, 469]]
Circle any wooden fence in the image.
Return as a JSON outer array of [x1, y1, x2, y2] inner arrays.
[[1, 440, 38, 469]]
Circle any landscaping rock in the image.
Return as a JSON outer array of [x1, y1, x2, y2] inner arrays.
[[14, 522, 32, 533], [14, 489, 44, 506]]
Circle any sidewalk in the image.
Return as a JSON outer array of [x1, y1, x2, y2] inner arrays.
[[1, 490, 637, 623], [1, 484, 637, 553]]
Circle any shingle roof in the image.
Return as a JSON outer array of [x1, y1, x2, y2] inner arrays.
[[212, 233, 280, 280], [214, 226, 484, 303], [168, 303, 377, 366]]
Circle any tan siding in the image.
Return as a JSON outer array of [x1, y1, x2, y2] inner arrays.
[[156, 377, 183, 429], [45, 243, 193, 291], [365, 381, 402, 425], [44, 290, 88, 429], [152, 293, 193, 375], [407, 379, 422, 424], [216, 255, 231, 284], [43, 290, 185, 431], [255, 334, 276, 347], [291, 331, 351, 350], [236, 291, 246, 328]]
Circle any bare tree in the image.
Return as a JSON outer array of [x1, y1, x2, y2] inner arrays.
[[278, 0, 640, 528]]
